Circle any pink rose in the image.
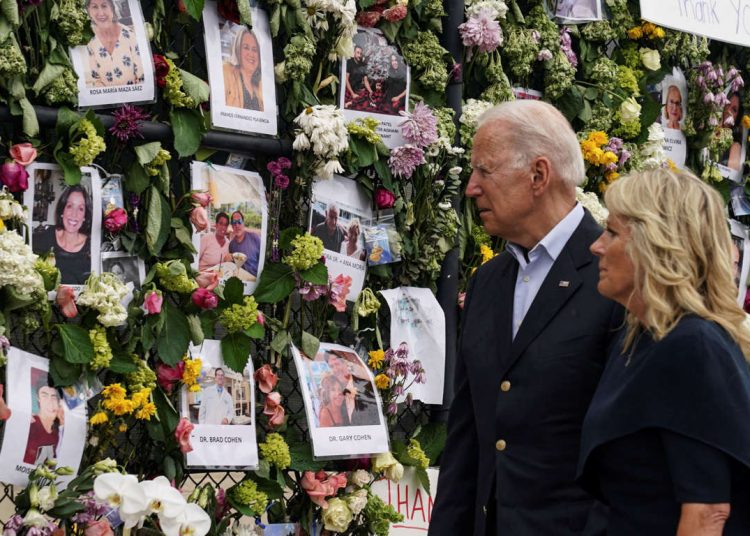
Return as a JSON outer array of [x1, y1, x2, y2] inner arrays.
[[85, 520, 114, 536], [143, 290, 163, 315], [301, 471, 334, 508], [191, 191, 212, 208], [190, 206, 208, 232], [254, 364, 278, 394], [195, 270, 220, 291], [175, 417, 194, 453], [323, 473, 348, 493], [9, 143, 37, 166], [157, 361, 185, 393], [0, 162, 29, 193], [374, 187, 396, 209], [192, 288, 218, 310], [263, 392, 286, 427], [383, 4, 407, 21], [256, 310, 266, 326], [103, 207, 128, 233], [56, 285, 78, 319], [0, 384, 11, 421]]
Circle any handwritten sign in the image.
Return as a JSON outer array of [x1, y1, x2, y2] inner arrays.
[[641, 0, 750, 47], [371, 467, 439, 534]]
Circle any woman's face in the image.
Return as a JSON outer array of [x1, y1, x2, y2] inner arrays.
[[38, 386, 60, 419], [390, 56, 398, 70], [723, 94, 741, 126], [62, 191, 86, 234], [348, 224, 359, 241], [666, 87, 682, 122], [240, 32, 260, 74], [87, 0, 114, 27], [329, 382, 344, 407], [590, 213, 636, 307]]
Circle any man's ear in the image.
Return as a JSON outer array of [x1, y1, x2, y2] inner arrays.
[[530, 157, 552, 195]]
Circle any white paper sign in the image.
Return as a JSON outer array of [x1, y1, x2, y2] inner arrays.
[[641, 0, 750, 48], [181, 340, 259, 469], [0, 348, 87, 487], [371, 467, 440, 533], [380, 287, 445, 405], [309, 176, 373, 302], [291, 342, 389, 459]]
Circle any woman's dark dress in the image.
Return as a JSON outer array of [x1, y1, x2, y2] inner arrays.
[[34, 227, 91, 285]]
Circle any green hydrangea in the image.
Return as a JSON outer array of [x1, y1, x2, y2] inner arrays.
[[402, 33, 449, 92], [605, 0, 635, 38], [585, 102, 614, 133], [229, 479, 268, 515], [69, 119, 106, 167], [662, 31, 709, 68], [163, 59, 196, 108], [280, 35, 316, 82], [544, 50, 577, 101], [612, 114, 641, 140], [620, 44, 641, 70], [580, 21, 618, 42], [145, 148, 172, 176], [502, 28, 538, 80], [155, 261, 198, 293], [43, 69, 78, 106], [347, 118, 382, 145], [0, 39, 27, 77], [90, 325, 113, 370], [363, 493, 403, 536], [56, 0, 89, 46], [701, 163, 724, 183], [423, 0, 445, 18], [433, 107, 456, 141], [481, 79, 514, 104], [589, 57, 618, 92], [526, 5, 559, 50], [406, 439, 430, 469], [259, 433, 291, 470], [283, 233, 324, 271], [616, 66, 641, 96], [34, 258, 60, 292], [220, 296, 259, 334], [127, 358, 157, 391], [471, 223, 491, 248]]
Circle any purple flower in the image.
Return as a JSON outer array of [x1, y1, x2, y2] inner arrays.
[[267, 161, 281, 175], [388, 145, 425, 179], [387, 402, 398, 415], [400, 102, 439, 148], [458, 8, 502, 53], [559, 28, 578, 68], [4, 515, 23, 532], [298, 280, 328, 301], [277, 157, 292, 169], [274, 174, 290, 189], [537, 49, 553, 61], [450, 63, 462, 81], [109, 105, 149, 143]]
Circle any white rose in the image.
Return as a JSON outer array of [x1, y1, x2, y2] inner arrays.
[[345, 489, 369, 515], [349, 470, 371, 488], [639, 48, 661, 71], [37, 486, 58, 512], [385, 461, 405, 482], [619, 97, 642, 123], [322, 498, 353, 532]]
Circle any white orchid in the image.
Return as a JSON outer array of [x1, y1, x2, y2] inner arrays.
[[160, 502, 212, 536], [141, 476, 187, 520], [93, 473, 149, 528]]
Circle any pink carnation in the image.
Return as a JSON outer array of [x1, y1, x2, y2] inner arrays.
[[388, 145, 426, 179], [383, 4, 407, 21], [356, 9, 382, 27], [400, 102, 439, 148], [459, 8, 502, 53], [328, 274, 352, 312]]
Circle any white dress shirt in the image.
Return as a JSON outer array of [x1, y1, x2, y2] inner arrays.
[[506, 203, 585, 338]]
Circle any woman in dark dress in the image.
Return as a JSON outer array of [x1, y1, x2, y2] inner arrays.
[[579, 168, 750, 535], [383, 54, 407, 114], [33, 184, 93, 285]]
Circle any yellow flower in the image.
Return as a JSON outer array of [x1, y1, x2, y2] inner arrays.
[[642, 22, 656, 34], [605, 170, 620, 182], [742, 115, 750, 129], [653, 27, 665, 39], [374, 373, 391, 389], [189, 384, 202, 392], [588, 131, 609, 146], [598, 182, 608, 193], [0, 219, 5, 232], [667, 159, 677, 170], [102, 384, 127, 400], [135, 402, 157, 421], [118, 423, 128, 433], [103, 397, 135, 416], [130, 388, 151, 408], [480, 244, 495, 264], [587, 147, 605, 165], [182, 357, 203, 390], [601, 151, 618, 166], [368, 349, 385, 370], [89, 411, 109, 425], [627, 27, 642, 39]]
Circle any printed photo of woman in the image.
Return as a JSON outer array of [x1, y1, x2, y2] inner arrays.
[[84, 0, 144, 88], [662, 84, 684, 131], [223, 26, 264, 111], [339, 217, 365, 261], [722, 91, 744, 173]]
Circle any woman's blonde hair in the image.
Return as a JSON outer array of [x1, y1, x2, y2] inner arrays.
[[604, 168, 750, 358]]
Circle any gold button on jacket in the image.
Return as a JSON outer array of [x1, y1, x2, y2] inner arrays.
[[495, 439, 507, 451], [500, 380, 511, 392]]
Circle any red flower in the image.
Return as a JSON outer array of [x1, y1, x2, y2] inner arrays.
[[153, 54, 170, 88], [254, 364, 278, 394], [374, 187, 396, 209], [0, 162, 29, 192], [192, 288, 218, 310], [383, 4, 407, 22], [217, 0, 240, 23], [103, 207, 128, 233], [157, 361, 185, 393], [356, 9, 382, 27]]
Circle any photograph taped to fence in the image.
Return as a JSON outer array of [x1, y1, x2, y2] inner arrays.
[[203, 1, 278, 136], [291, 342, 389, 459], [0, 348, 87, 487], [69, 0, 155, 107], [24, 163, 102, 291], [180, 339, 259, 469]]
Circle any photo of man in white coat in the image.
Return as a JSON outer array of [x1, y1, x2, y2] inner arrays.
[[198, 368, 235, 425]]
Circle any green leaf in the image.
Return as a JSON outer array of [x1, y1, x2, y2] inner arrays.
[[109, 352, 138, 374], [288, 441, 326, 471], [180, 0, 204, 20], [134, 141, 162, 166], [32, 62, 65, 95], [170, 109, 203, 158], [415, 422, 447, 464], [157, 302, 190, 366], [279, 227, 302, 249], [300, 330, 320, 359], [47, 500, 84, 518], [269, 329, 291, 354], [269, 5, 280, 36], [245, 322, 264, 339], [415, 466, 431, 495], [223, 277, 244, 305], [187, 314, 204, 346], [56, 324, 94, 364], [145, 187, 171, 256], [163, 456, 177, 481], [374, 158, 393, 191], [299, 262, 328, 285], [557, 85, 584, 123], [49, 356, 81, 386], [254, 263, 296, 303], [18, 98, 38, 138], [380, 20, 402, 43], [153, 386, 179, 438], [221, 332, 252, 373], [125, 162, 150, 194], [179, 68, 210, 104], [1, 0, 19, 26]]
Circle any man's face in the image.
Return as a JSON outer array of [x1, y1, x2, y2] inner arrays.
[[325, 209, 338, 231], [231, 213, 245, 239], [215, 216, 229, 239], [353, 47, 363, 62], [327, 355, 349, 380], [38, 386, 60, 418], [215, 369, 225, 387], [466, 124, 534, 240]]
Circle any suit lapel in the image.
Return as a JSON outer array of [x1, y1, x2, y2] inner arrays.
[[499, 212, 600, 376]]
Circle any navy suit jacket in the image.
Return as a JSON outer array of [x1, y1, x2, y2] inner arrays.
[[430, 211, 622, 536]]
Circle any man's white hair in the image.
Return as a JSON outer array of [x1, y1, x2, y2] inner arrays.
[[477, 100, 585, 188]]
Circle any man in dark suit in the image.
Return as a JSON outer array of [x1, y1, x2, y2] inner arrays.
[[430, 100, 621, 535]]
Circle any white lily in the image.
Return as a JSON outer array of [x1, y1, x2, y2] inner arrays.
[[93, 473, 149, 528], [141, 476, 187, 520], [160, 502, 211, 536]]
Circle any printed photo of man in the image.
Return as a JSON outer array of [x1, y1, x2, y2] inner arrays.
[[312, 205, 346, 252], [228, 210, 261, 277], [198, 368, 235, 425]]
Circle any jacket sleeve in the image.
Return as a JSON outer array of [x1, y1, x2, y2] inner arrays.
[[429, 276, 479, 535]]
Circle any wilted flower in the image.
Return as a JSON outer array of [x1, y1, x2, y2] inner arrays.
[[103, 207, 128, 233], [459, 8, 503, 54], [143, 290, 163, 315], [190, 207, 209, 232], [190, 191, 212, 207], [153, 55, 170, 88], [175, 417, 194, 453], [109, 105, 149, 143], [400, 102, 439, 148], [56, 285, 78, 318], [263, 392, 285, 427], [254, 364, 278, 394], [388, 145, 426, 179]]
